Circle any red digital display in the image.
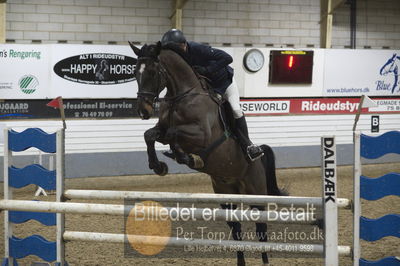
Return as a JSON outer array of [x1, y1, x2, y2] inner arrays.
[[269, 50, 314, 84], [288, 55, 294, 68]]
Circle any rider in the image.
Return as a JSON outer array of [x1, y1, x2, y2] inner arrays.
[[160, 29, 263, 162]]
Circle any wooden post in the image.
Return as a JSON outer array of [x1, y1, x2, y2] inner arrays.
[[320, 0, 345, 48], [171, 0, 188, 30], [0, 1, 6, 43]]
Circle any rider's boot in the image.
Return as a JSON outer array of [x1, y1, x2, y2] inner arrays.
[[235, 116, 264, 162]]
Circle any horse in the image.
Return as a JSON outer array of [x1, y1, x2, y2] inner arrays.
[[380, 53, 400, 93], [129, 41, 285, 265]]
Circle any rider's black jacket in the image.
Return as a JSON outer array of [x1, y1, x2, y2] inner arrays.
[[186, 41, 234, 95]]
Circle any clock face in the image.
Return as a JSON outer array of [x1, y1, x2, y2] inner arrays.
[[243, 49, 264, 72]]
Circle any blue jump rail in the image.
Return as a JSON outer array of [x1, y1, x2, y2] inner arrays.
[[9, 210, 56, 226], [9, 235, 56, 262], [360, 214, 400, 241], [9, 164, 56, 190], [360, 256, 400, 266], [360, 173, 400, 201], [361, 131, 400, 159], [8, 128, 57, 153]]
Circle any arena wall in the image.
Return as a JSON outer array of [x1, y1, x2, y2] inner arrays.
[[5, 0, 400, 49]]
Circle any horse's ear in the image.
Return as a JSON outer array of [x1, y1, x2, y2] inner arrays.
[[156, 41, 162, 54], [128, 41, 141, 56]]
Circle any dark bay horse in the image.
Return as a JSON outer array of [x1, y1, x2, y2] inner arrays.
[[129, 41, 284, 265]]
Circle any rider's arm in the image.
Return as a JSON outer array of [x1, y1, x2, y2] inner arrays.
[[203, 46, 233, 73], [190, 42, 233, 73]]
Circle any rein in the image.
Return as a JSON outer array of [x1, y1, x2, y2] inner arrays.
[[160, 87, 209, 105]]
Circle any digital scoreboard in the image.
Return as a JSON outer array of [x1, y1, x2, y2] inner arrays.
[[269, 50, 314, 84]]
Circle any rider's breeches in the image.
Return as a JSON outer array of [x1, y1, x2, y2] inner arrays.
[[224, 78, 243, 119]]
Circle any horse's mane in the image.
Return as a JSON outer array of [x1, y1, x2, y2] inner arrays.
[[138, 42, 206, 91], [136, 42, 191, 66]]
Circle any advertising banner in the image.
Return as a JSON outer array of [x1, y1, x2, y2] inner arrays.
[[0, 99, 137, 119], [323, 49, 400, 96], [1, 97, 399, 120], [0, 44, 138, 99], [0, 44, 51, 99], [51, 44, 138, 98], [240, 97, 400, 116]]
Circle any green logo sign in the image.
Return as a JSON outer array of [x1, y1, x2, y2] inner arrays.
[[19, 75, 39, 94]]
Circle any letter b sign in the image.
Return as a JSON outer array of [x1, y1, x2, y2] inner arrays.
[[371, 116, 379, 133]]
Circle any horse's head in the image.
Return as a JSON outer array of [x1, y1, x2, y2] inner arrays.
[[129, 41, 166, 119], [380, 53, 398, 76]]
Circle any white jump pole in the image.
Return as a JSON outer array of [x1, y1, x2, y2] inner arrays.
[[0, 199, 319, 224], [64, 189, 351, 209], [63, 231, 352, 257], [353, 132, 361, 266], [322, 136, 338, 266], [63, 231, 351, 257], [56, 129, 66, 265], [3, 128, 14, 264]]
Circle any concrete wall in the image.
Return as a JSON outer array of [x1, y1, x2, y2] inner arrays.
[[332, 0, 400, 49], [5, 0, 400, 49]]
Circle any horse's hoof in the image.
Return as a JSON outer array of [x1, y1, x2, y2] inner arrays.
[[154, 161, 168, 176], [190, 154, 204, 169]]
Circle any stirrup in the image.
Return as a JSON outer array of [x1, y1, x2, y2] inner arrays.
[[247, 144, 264, 161]]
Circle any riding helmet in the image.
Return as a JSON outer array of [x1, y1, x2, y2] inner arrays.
[[161, 29, 186, 46]]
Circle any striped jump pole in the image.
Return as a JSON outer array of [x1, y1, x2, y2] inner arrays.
[[353, 131, 400, 266], [2, 128, 67, 266]]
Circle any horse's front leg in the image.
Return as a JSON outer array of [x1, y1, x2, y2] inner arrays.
[[165, 125, 207, 169], [144, 126, 168, 176], [221, 204, 245, 266]]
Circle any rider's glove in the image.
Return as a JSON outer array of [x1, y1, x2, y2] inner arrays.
[[193, 65, 208, 76]]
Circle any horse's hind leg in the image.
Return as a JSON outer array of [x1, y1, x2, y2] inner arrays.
[[251, 205, 269, 265], [212, 180, 246, 266], [144, 125, 168, 176], [221, 204, 245, 266]]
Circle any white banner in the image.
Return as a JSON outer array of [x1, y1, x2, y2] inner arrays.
[[2, 45, 400, 99], [0, 44, 139, 99], [51, 44, 138, 98], [323, 49, 400, 96], [0, 44, 51, 99]]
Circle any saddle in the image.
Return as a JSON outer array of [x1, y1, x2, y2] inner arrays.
[[192, 69, 235, 136]]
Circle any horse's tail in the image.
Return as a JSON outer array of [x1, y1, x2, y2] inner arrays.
[[260, 144, 288, 196]]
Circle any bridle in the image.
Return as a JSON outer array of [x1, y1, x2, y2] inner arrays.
[[136, 55, 209, 108], [135, 56, 167, 106]]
